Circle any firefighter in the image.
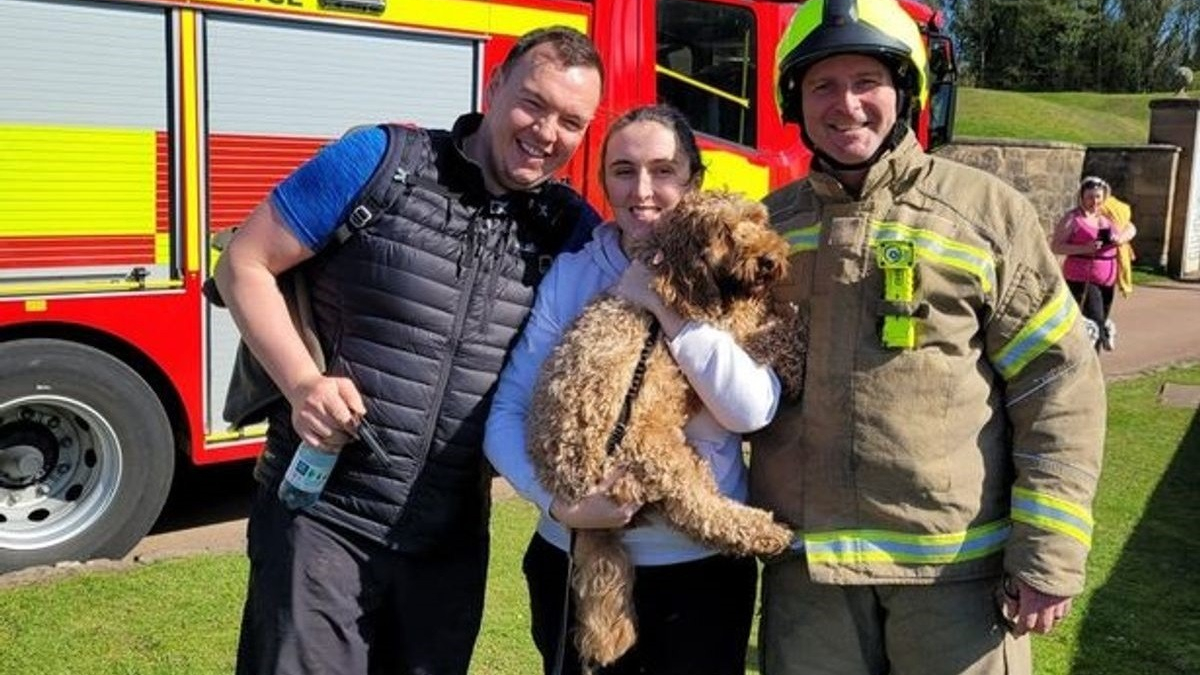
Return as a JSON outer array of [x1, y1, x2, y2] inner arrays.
[[749, 1, 1107, 674]]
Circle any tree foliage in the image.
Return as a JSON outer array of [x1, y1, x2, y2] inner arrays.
[[946, 0, 1200, 92]]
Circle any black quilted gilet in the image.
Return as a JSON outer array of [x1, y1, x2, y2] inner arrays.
[[256, 122, 586, 553]]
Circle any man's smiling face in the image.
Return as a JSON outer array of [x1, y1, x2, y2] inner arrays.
[[478, 43, 601, 193], [800, 53, 898, 167]]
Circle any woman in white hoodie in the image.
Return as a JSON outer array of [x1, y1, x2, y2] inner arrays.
[[484, 104, 782, 675]]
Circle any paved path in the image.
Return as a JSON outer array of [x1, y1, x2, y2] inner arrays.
[[3, 278, 1198, 587], [1097, 279, 1200, 379]]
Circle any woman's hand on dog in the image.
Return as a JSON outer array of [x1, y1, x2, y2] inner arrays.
[[612, 259, 687, 339], [549, 469, 643, 529]]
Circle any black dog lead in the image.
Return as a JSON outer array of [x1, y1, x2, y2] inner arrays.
[[553, 318, 661, 675]]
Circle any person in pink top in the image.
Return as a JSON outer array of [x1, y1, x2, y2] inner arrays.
[[1051, 176, 1137, 350]]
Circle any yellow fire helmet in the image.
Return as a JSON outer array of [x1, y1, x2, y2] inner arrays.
[[775, 0, 929, 125]]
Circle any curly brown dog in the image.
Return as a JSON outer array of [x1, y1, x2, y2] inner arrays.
[[527, 190, 806, 669]]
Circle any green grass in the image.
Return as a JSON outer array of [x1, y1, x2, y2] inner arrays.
[[1, 365, 1197, 674], [956, 88, 1158, 145], [0, 554, 247, 674], [473, 500, 541, 675], [1047, 365, 1200, 675], [1130, 262, 1174, 287], [0, 501, 547, 675]]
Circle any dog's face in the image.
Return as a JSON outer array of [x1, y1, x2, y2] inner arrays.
[[632, 190, 789, 318]]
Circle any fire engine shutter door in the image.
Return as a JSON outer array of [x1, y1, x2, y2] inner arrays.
[[203, 15, 479, 435], [205, 16, 476, 138], [0, 0, 169, 283]]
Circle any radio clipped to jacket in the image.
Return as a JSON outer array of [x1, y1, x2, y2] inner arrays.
[[875, 240, 917, 349]]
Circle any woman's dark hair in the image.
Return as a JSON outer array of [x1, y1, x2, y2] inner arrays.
[[499, 26, 604, 85], [599, 104, 706, 190]]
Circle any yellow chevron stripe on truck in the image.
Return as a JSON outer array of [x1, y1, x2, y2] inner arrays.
[[0, 124, 157, 237]]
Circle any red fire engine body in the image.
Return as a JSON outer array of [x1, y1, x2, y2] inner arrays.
[[0, 0, 955, 570]]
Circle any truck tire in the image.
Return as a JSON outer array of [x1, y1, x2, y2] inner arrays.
[[0, 339, 174, 573]]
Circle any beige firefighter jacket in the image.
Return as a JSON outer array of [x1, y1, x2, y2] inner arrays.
[[750, 132, 1106, 597]]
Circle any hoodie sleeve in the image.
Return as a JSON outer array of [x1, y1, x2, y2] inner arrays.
[[668, 322, 781, 433], [485, 249, 607, 515]]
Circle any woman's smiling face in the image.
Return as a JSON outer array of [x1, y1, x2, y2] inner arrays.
[[603, 120, 694, 251]]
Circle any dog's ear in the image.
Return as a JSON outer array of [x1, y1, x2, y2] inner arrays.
[[724, 209, 790, 298], [653, 229, 724, 313], [648, 195, 726, 315]]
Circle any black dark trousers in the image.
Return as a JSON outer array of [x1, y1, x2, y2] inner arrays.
[[235, 484, 488, 675], [523, 533, 758, 675], [1068, 280, 1115, 325]]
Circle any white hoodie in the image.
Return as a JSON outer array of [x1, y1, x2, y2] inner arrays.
[[484, 224, 782, 565]]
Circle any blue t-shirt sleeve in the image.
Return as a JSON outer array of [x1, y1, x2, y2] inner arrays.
[[269, 126, 387, 251]]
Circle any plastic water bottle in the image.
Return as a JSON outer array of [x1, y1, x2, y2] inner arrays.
[[277, 442, 338, 511]]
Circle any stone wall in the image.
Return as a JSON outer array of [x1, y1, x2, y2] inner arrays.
[[933, 137, 1086, 236], [1083, 145, 1180, 268], [933, 138, 1183, 273]]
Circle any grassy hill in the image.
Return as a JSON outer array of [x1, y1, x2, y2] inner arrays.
[[954, 88, 1169, 144]]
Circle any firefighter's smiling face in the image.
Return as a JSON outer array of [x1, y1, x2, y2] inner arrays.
[[800, 53, 898, 167], [478, 43, 602, 193]]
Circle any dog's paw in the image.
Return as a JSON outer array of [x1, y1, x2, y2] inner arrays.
[[744, 303, 807, 401], [750, 521, 795, 556]]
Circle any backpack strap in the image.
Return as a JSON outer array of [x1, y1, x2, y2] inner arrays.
[[327, 123, 594, 259], [331, 124, 439, 245]]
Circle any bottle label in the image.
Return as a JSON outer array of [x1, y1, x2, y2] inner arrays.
[[284, 449, 336, 494]]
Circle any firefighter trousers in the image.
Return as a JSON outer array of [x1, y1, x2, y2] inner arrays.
[[759, 555, 1031, 675]]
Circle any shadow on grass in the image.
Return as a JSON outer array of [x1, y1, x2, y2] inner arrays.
[[1071, 407, 1200, 674]]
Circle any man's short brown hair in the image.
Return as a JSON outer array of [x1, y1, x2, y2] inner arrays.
[[500, 25, 604, 85]]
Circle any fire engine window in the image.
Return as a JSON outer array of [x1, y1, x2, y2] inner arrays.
[[656, 0, 756, 148], [925, 34, 957, 150]]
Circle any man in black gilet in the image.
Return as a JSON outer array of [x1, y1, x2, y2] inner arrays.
[[214, 26, 604, 675]]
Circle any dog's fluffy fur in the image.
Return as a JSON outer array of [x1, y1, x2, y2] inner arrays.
[[527, 190, 806, 669]]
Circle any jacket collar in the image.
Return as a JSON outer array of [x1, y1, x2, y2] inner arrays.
[[440, 113, 489, 198]]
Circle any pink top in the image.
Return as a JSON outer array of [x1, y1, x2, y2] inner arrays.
[[1061, 209, 1118, 286]]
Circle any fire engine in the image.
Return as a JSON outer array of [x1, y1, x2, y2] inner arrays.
[[0, 0, 956, 571]]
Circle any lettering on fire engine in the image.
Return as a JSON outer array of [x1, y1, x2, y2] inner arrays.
[[235, 0, 305, 8]]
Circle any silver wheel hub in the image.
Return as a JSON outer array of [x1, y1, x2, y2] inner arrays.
[[0, 396, 123, 551], [0, 443, 45, 484]]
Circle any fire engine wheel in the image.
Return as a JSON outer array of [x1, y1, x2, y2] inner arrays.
[[0, 339, 174, 573]]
